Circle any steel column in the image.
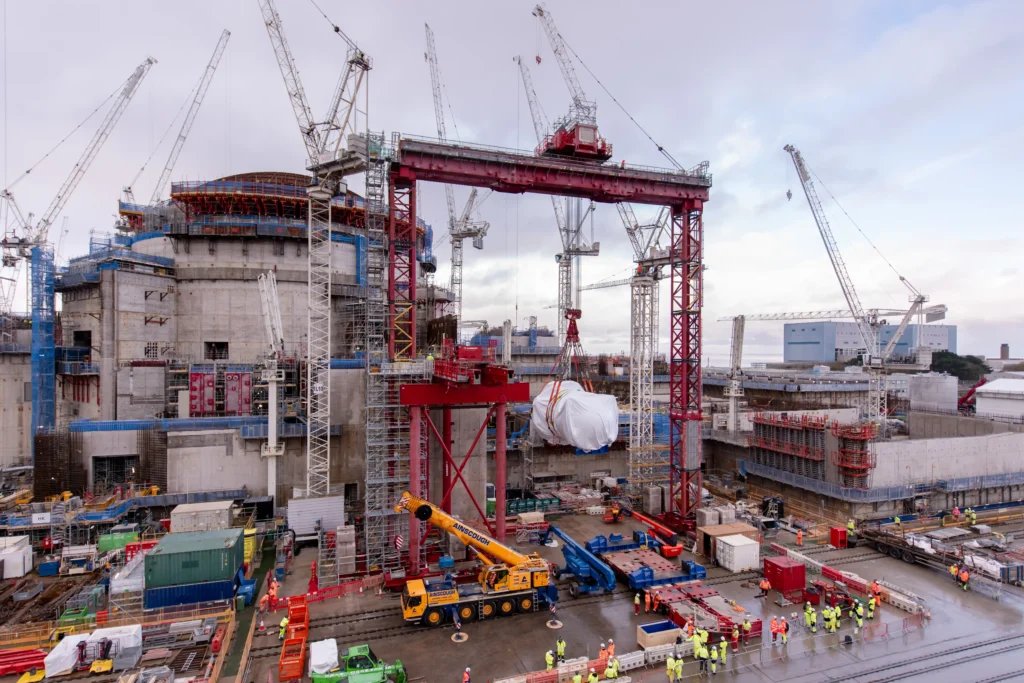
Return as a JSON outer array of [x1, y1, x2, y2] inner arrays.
[[388, 178, 417, 360], [495, 402, 507, 543], [442, 407, 453, 515], [409, 405, 422, 575], [425, 408, 494, 526], [668, 204, 703, 518]]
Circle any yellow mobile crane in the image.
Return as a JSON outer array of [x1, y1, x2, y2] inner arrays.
[[394, 492, 556, 625]]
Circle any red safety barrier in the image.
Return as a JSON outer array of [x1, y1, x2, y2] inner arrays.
[[210, 625, 227, 653], [861, 622, 888, 641], [769, 543, 788, 556], [902, 612, 925, 633]]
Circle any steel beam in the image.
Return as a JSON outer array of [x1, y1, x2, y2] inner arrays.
[[400, 382, 530, 406]]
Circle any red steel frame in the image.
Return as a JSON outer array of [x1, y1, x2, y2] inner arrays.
[[401, 381, 529, 574], [389, 137, 709, 536]]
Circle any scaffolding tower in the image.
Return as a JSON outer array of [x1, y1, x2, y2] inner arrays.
[[31, 246, 56, 450], [628, 274, 665, 496]]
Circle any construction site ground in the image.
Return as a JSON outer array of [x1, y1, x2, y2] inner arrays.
[[245, 513, 1024, 682]]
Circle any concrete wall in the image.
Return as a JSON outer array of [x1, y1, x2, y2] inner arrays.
[[872, 432, 1024, 487], [82, 431, 139, 488], [167, 430, 266, 494], [976, 394, 1024, 420], [908, 411, 1024, 438], [115, 366, 166, 420], [0, 354, 32, 466], [909, 374, 957, 413]]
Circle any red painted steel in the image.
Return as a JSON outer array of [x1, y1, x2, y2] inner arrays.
[[409, 405, 422, 575], [441, 407, 452, 515], [400, 382, 529, 406], [763, 556, 806, 594], [395, 139, 710, 206], [424, 407, 494, 526], [495, 402, 507, 543], [669, 205, 704, 518]]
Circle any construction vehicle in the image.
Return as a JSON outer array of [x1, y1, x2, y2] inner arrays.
[[309, 644, 406, 683], [394, 492, 556, 625], [959, 377, 988, 414], [541, 526, 616, 598]]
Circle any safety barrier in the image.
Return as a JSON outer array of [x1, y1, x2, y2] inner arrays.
[[861, 622, 888, 641], [901, 612, 925, 633]]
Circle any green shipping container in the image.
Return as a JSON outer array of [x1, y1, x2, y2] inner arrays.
[[97, 531, 139, 553], [145, 528, 244, 589]]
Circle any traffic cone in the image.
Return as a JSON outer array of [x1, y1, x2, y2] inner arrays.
[[377, 586, 383, 599], [359, 585, 363, 596]]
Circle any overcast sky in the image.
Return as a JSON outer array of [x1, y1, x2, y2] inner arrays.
[[2, 0, 1022, 364]]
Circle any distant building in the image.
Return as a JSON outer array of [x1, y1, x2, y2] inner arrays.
[[783, 322, 957, 363], [974, 378, 1024, 419]]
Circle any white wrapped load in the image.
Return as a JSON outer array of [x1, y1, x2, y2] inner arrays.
[[309, 638, 339, 674], [531, 381, 618, 451]]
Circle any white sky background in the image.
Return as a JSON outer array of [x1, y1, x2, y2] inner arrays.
[[1, 0, 1022, 364]]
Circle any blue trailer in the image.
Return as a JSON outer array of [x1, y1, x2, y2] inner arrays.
[[585, 530, 663, 555], [543, 526, 617, 597]]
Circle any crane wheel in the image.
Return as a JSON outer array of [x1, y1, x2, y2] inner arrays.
[[424, 608, 445, 626], [481, 601, 496, 618], [517, 596, 533, 612], [414, 505, 433, 522], [568, 582, 580, 598], [458, 604, 476, 621], [498, 598, 515, 615]]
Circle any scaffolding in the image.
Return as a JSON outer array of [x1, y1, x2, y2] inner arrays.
[[628, 274, 663, 498], [31, 246, 56, 448], [748, 412, 828, 480]]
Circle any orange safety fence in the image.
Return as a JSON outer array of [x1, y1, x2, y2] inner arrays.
[[901, 612, 925, 633], [268, 573, 386, 611], [861, 622, 888, 641]]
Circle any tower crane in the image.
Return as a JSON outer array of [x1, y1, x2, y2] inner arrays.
[[424, 24, 488, 325], [513, 55, 598, 345], [148, 30, 230, 206], [1, 56, 156, 341], [784, 144, 932, 429], [258, 0, 370, 498], [258, 272, 286, 501]]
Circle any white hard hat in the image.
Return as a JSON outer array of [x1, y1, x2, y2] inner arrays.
[[590, 668, 595, 672], [466, 668, 471, 672], [600, 643, 605, 647], [609, 639, 613, 643]]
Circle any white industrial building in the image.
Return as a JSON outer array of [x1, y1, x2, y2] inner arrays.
[[783, 322, 957, 363], [974, 378, 1024, 419]]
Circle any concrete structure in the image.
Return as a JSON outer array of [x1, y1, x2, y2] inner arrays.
[[908, 373, 958, 413], [974, 378, 1024, 419], [783, 322, 957, 363]]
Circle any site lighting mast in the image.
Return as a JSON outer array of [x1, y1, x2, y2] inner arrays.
[[258, 0, 370, 497], [424, 24, 488, 324]]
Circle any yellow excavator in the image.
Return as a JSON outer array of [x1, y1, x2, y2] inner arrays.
[[394, 492, 556, 625]]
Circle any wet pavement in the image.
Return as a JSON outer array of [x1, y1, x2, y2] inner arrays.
[[249, 514, 1024, 683]]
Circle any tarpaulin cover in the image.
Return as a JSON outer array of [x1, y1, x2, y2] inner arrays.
[[87, 624, 143, 651], [531, 381, 618, 451], [45, 634, 90, 678], [308, 638, 339, 674]]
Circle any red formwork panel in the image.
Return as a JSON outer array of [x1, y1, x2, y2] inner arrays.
[[763, 556, 806, 595]]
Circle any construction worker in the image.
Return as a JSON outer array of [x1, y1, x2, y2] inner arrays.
[[797, 528, 803, 546], [691, 630, 702, 661], [259, 592, 270, 613], [545, 651, 554, 671], [278, 616, 289, 640], [847, 518, 855, 534], [822, 606, 833, 634], [867, 595, 876, 620], [810, 607, 818, 633], [604, 657, 619, 679], [780, 617, 789, 645], [674, 656, 683, 682], [700, 628, 709, 647], [634, 592, 641, 615], [834, 603, 842, 630], [731, 625, 740, 653], [950, 563, 959, 582], [599, 643, 608, 660], [804, 602, 813, 629], [607, 639, 615, 657], [770, 616, 779, 644], [971, 509, 978, 525], [757, 577, 771, 598], [719, 636, 727, 665], [855, 600, 864, 634], [556, 637, 566, 663], [870, 580, 881, 601], [710, 644, 719, 675], [572, 673, 582, 683], [952, 506, 961, 522], [894, 515, 902, 534], [666, 655, 677, 683], [645, 591, 651, 613], [698, 642, 709, 675], [652, 593, 661, 613], [587, 668, 598, 683], [463, 667, 471, 683], [742, 617, 752, 645], [959, 566, 970, 591]]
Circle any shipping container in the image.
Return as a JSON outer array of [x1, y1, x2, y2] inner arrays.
[[763, 556, 806, 595], [715, 534, 760, 572], [695, 522, 760, 561], [0, 536, 33, 579], [98, 532, 139, 554], [144, 529, 244, 589], [143, 579, 236, 610], [286, 495, 345, 539], [170, 501, 234, 533]]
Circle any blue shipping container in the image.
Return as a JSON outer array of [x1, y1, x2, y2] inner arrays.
[[144, 579, 236, 610]]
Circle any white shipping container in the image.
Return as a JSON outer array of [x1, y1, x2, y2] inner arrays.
[[170, 500, 234, 533], [287, 494, 346, 538], [715, 534, 760, 572]]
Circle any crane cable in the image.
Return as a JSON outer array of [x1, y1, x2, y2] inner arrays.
[[805, 161, 918, 295], [558, 38, 683, 171], [306, 0, 358, 49], [4, 72, 134, 192]]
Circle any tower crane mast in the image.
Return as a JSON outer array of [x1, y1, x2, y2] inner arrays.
[[424, 24, 487, 324], [149, 31, 230, 205]]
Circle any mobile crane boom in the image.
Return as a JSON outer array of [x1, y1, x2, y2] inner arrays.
[[395, 492, 533, 568]]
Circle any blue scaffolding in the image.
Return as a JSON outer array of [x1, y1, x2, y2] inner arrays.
[[30, 246, 56, 455]]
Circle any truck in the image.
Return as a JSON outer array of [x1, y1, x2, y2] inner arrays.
[[394, 492, 557, 625], [542, 525, 616, 597], [309, 645, 406, 683]]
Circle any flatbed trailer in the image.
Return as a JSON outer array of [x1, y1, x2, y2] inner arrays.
[[859, 528, 961, 570]]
